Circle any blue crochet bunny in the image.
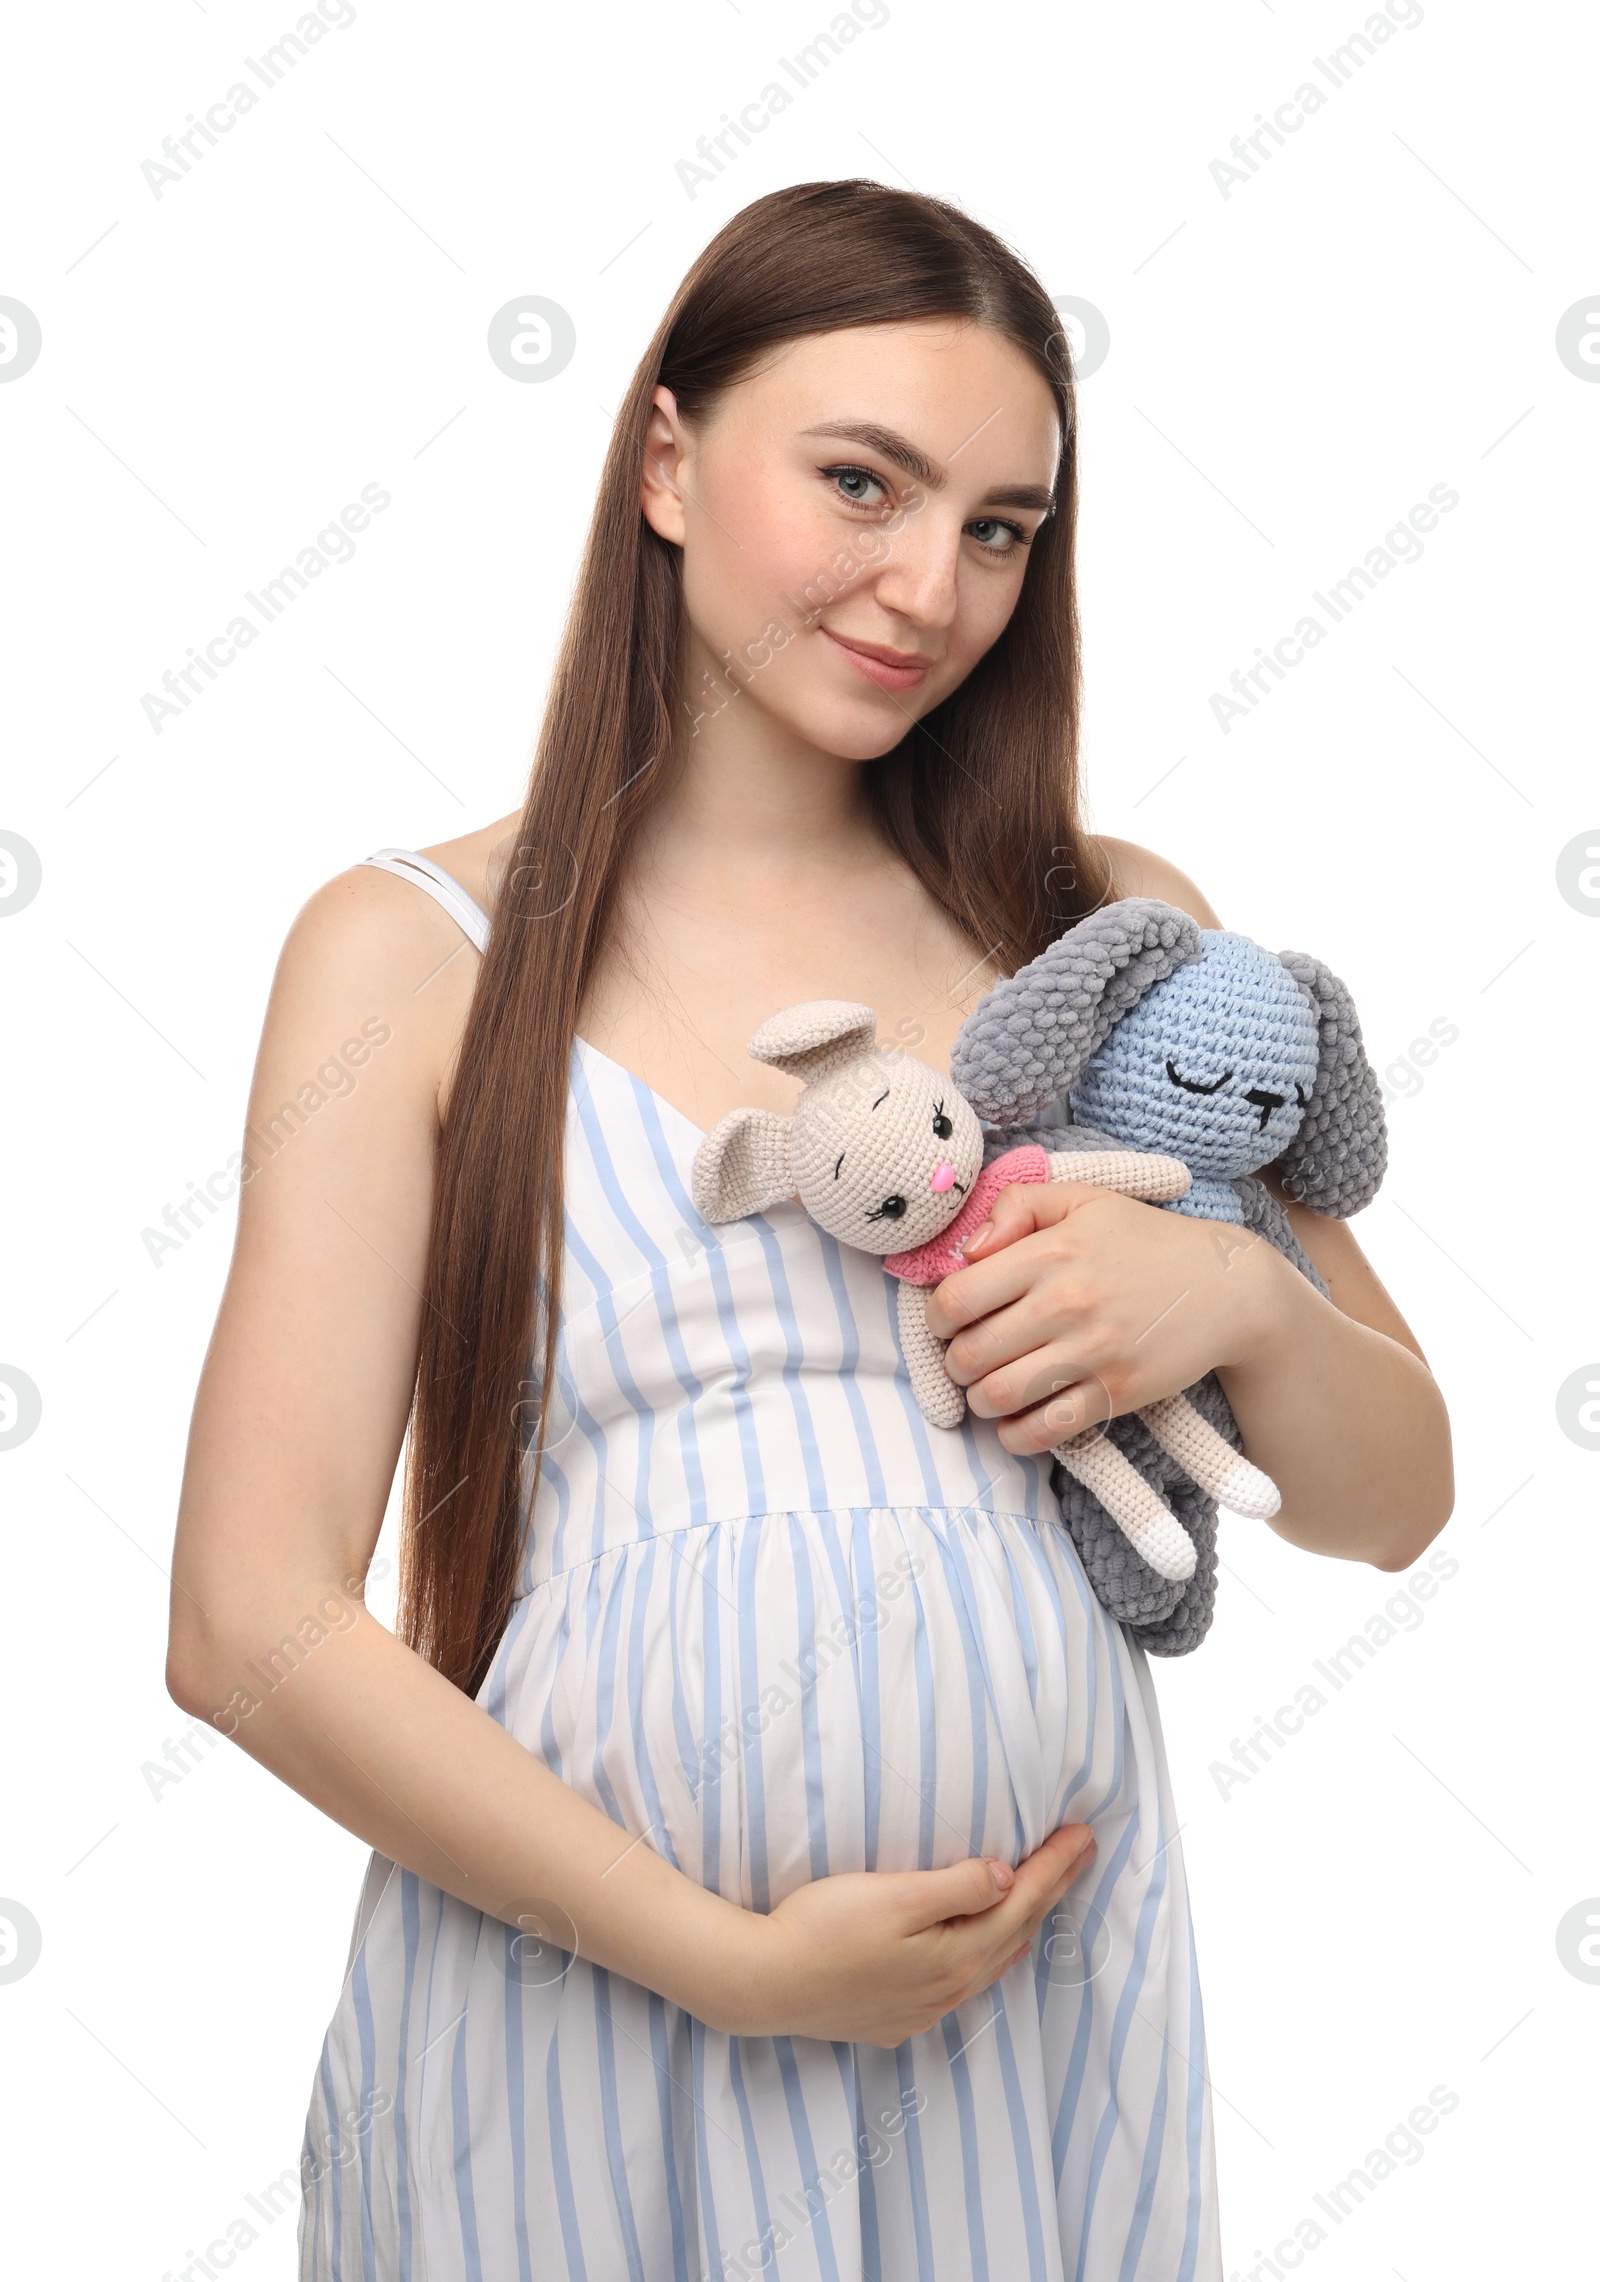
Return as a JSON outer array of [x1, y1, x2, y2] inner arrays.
[[950, 898, 1386, 1655], [1071, 931, 1322, 1219]]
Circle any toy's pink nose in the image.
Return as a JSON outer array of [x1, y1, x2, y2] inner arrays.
[[929, 1161, 955, 1192]]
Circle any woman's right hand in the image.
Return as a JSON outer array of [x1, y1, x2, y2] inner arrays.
[[731, 1822, 1098, 2046]]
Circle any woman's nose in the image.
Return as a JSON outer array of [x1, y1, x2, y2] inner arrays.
[[930, 1161, 955, 1192]]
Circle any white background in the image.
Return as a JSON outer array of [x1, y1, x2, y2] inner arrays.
[[2, 0, 1595, 2275]]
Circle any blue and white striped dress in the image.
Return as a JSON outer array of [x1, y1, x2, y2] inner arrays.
[[298, 850, 1222, 2280]]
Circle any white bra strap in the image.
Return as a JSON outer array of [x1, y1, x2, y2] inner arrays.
[[359, 847, 491, 954]]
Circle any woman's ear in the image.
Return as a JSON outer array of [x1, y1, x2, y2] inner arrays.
[[639, 385, 692, 549], [690, 1108, 796, 1223], [951, 898, 1202, 1123], [1274, 951, 1388, 1215]]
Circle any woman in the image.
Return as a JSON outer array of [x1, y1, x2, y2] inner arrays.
[[167, 179, 1452, 2279]]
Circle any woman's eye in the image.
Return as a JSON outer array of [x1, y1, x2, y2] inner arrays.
[[823, 464, 891, 511], [967, 516, 1029, 558]]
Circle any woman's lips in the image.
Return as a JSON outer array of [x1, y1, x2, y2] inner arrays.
[[820, 627, 932, 693]]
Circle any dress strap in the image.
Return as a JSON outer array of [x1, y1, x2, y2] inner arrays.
[[359, 847, 491, 953]]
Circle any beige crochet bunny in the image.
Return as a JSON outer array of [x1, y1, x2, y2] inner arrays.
[[690, 1000, 1282, 1586]]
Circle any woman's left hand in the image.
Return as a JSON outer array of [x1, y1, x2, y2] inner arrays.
[[922, 1180, 1292, 1454]]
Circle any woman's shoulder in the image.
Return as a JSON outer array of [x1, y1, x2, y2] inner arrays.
[[285, 812, 518, 966], [260, 812, 521, 1120], [1090, 834, 1223, 931], [411, 813, 523, 918]]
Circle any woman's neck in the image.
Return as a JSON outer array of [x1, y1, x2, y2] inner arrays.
[[641, 724, 892, 904]]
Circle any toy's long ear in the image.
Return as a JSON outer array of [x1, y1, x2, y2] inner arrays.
[[690, 1109, 796, 1223], [746, 1000, 878, 1083], [951, 899, 1203, 1123], [1274, 951, 1387, 1215]]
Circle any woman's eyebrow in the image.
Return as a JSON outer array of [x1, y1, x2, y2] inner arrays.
[[801, 419, 1055, 514]]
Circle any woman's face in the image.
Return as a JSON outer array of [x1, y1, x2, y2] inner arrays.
[[640, 319, 1062, 762]]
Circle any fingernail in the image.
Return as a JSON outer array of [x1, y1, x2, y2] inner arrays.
[[964, 1220, 994, 1252], [987, 1857, 1015, 1890]]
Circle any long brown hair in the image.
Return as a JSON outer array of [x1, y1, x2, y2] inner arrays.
[[401, 178, 1112, 1696]]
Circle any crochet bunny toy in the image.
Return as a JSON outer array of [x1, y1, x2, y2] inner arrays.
[[949, 897, 1387, 1651], [691, 899, 1386, 1655]]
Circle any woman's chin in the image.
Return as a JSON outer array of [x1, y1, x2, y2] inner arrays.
[[783, 691, 930, 764]]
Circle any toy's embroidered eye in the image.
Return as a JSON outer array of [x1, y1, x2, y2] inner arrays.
[[931, 1097, 953, 1140], [1294, 1082, 1309, 1110], [833, 1151, 845, 1180], [867, 1195, 908, 1221], [1166, 1059, 1231, 1096], [1243, 1087, 1286, 1132]]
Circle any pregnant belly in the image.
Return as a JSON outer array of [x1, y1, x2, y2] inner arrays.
[[481, 1503, 1138, 1912]]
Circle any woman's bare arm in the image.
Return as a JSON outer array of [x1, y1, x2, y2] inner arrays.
[[165, 869, 753, 2003], [1209, 1179, 1452, 1566], [165, 868, 1092, 2045]]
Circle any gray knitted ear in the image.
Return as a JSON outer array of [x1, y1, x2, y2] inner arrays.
[[1274, 951, 1387, 1216], [746, 1000, 878, 1084], [690, 1108, 795, 1223], [950, 898, 1203, 1124]]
